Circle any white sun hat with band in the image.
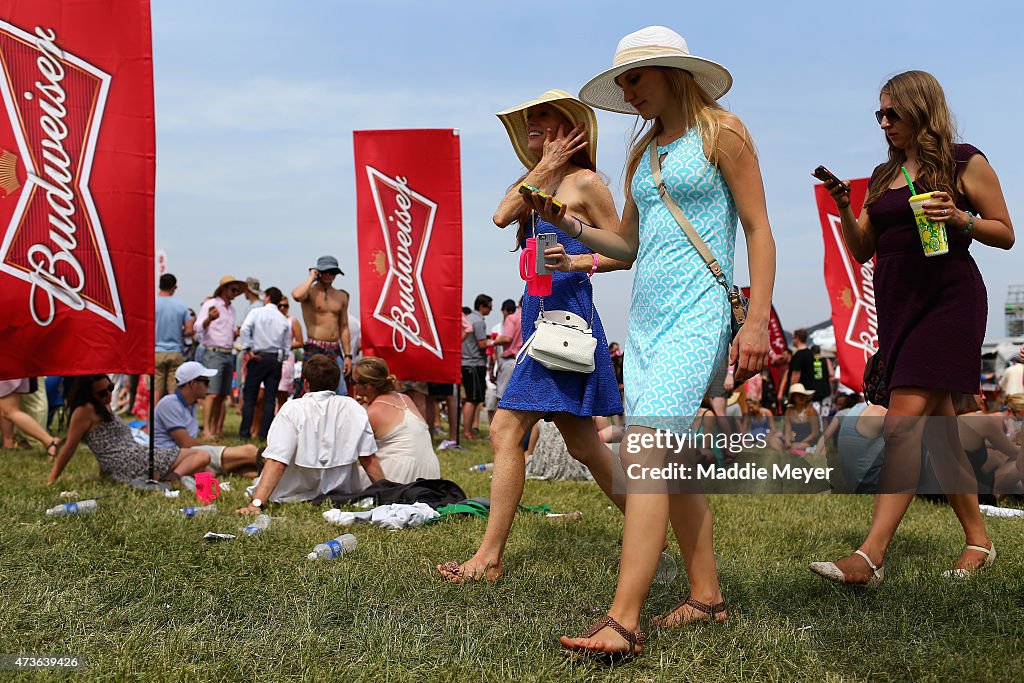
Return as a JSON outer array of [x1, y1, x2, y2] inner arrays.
[[496, 89, 598, 170], [578, 26, 733, 114]]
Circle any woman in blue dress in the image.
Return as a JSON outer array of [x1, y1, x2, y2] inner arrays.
[[437, 90, 631, 583], [532, 28, 776, 658]]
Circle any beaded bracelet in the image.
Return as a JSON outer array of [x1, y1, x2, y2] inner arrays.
[[962, 211, 976, 235]]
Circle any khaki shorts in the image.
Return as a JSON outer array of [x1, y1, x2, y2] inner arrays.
[[194, 445, 226, 471]]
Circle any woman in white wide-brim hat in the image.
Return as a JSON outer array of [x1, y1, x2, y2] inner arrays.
[[437, 90, 633, 584], [526, 26, 777, 658]]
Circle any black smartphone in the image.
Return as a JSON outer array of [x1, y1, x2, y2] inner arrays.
[[812, 165, 850, 194]]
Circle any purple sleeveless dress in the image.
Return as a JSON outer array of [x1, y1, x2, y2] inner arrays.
[[866, 143, 986, 394]]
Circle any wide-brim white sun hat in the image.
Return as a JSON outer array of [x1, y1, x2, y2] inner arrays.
[[578, 26, 733, 114], [496, 89, 598, 170]]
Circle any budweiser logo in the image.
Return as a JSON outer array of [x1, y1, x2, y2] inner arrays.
[[365, 166, 443, 358], [0, 20, 123, 330], [826, 213, 878, 360]]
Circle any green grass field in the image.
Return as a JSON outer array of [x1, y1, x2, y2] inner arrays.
[[1, 413, 1022, 682]]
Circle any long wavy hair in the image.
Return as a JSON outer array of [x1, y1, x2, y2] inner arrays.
[[623, 68, 747, 197], [864, 70, 959, 206], [67, 375, 114, 422]]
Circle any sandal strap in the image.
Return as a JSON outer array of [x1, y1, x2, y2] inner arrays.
[[853, 549, 882, 578], [664, 595, 728, 620], [439, 561, 461, 576], [581, 615, 647, 651], [965, 544, 994, 557]]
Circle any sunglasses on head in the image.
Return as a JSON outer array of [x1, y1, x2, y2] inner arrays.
[[874, 107, 901, 124]]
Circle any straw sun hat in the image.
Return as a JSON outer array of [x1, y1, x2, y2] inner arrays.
[[578, 26, 733, 114], [496, 90, 598, 170]]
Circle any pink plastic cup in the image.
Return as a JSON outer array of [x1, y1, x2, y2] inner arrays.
[[519, 238, 553, 296], [194, 471, 220, 504]]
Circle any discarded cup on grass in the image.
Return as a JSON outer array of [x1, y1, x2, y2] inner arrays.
[[46, 499, 97, 516], [308, 534, 357, 560], [653, 551, 679, 585], [194, 472, 220, 504]]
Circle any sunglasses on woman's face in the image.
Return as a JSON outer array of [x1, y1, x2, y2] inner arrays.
[[875, 107, 901, 124], [94, 383, 114, 398]]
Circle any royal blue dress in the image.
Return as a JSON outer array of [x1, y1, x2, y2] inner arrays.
[[497, 215, 623, 417]]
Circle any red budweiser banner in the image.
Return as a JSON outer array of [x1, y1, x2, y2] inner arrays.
[[0, 1, 155, 380], [353, 129, 462, 384], [815, 179, 874, 392]]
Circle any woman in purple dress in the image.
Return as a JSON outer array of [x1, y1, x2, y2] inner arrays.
[[811, 70, 1014, 585]]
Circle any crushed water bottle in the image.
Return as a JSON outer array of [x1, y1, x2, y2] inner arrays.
[[654, 551, 679, 585], [175, 504, 217, 517], [45, 499, 97, 516], [242, 514, 270, 536], [307, 534, 357, 560], [468, 463, 494, 472]]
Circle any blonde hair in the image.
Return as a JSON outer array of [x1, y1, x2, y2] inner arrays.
[[865, 70, 959, 207], [623, 68, 751, 197], [353, 357, 397, 393], [1006, 393, 1024, 415]]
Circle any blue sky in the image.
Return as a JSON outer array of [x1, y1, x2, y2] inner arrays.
[[152, 1, 1023, 343]]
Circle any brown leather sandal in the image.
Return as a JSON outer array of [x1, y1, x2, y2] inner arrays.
[[561, 614, 648, 663], [653, 595, 728, 628]]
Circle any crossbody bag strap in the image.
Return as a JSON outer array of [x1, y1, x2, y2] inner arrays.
[[648, 141, 732, 295]]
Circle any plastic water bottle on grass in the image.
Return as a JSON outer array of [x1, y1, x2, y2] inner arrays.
[[176, 504, 217, 517], [307, 534, 357, 560], [242, 514, 270, 536], [468, 463, 494, 472], [45, 499, 97, 516]]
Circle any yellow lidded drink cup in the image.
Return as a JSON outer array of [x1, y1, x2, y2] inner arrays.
[[908, 192, 949, 257]]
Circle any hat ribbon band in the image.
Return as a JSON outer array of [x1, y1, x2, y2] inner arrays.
[[613, 45, 689, 67]]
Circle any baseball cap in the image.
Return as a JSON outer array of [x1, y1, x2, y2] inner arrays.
[[314, 255, 344, 275], [176, 361, 218, 385]]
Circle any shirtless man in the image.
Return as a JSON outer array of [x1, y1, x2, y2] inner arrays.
[[291, 255, 352, 394]]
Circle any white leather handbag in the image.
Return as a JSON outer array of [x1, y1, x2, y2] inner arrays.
[[516, 300, 596, 374]]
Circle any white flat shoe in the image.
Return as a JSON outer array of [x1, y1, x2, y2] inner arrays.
[[809, 549, 884, 587], [941, 543, 996, 579]]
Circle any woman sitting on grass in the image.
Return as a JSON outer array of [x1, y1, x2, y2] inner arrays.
[[351, 358, 440, 484], [741, 397, 783, 451], [48, 375, 211, 485], [782, 384, 820, 454]]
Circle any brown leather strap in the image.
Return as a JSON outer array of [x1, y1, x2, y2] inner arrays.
[[582, 615, 647, 653], [665, 595, 728, 620], [649, 141, 730, 290]]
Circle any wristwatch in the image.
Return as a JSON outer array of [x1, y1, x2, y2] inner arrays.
[[251, 498, 263, 510], [344, 353, 353, 360]]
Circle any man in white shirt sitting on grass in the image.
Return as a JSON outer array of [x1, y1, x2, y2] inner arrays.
[[236, 354, 384, 514]]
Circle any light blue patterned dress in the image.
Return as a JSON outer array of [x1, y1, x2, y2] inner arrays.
[[625, 126, 738, 430]]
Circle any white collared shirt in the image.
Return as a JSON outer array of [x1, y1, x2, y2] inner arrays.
[[238, 302, 291, 361], [247, 391, 377, 502]]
